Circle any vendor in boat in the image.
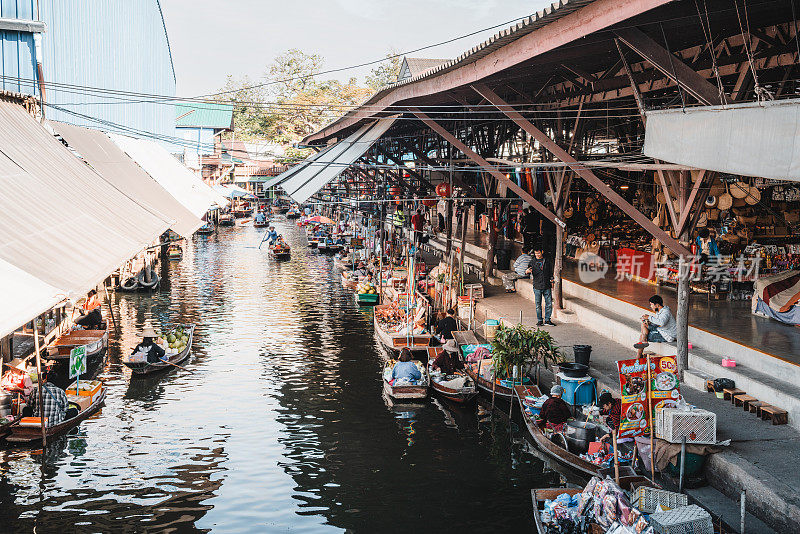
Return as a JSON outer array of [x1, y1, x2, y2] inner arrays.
[[430, 339, 464, 375], [74, 289, 102, 329], [254, 211, 267, 224], [1, 357, 33, 395], [266, 226, 279, 244], [598, 391, 622, 443], [538, 385, 572, 432], [434, 308, 458, 343], [335, 235, 347, 246], [24, 370, 74, 426], [391, 348, 421, 382], [353, 262, 368, 278], [131, 325, 166, 364]]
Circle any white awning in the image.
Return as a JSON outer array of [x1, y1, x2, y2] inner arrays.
[[644, 99, 800, 181], [51, 122, 205, 237], [277, 117, 398, 204], [109, 133, 230, 216], [0, 259, 63, 338], [0, 101, 172, 301]]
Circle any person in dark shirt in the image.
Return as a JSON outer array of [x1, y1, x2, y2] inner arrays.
[[526, 246, 555, 326], [435, 308, 458, 342], [431, 339, 464, 375], [598, 391, 622, 443], [132, 326, 166, 364], [539, 385, 572, 430]]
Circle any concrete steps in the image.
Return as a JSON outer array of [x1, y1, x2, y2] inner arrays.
[[555, 279, 800, 431]]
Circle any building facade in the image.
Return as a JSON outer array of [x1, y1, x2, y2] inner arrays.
[[0, 0, 176, 141]]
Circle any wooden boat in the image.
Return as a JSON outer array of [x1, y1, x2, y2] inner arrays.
[[218, 214, 235, 226], [317, 241, 329, 253], [516, 384, 605, 478], [253, 217, 270, 228], [6, 386, 106, 444], [452, 330, 514, 401], [233, 208, 252, 218], [382, 360, 429, 401], [426, 348, 477, 403], [196, 223, 215, 235], [341, 272, 357, 289], [286, 210, 301, 219], [531, 488, 583, 534], [355, 292, 379, 306], [373, 304, 432, 353], [122, 324, 195, 375], [271, 205, 289, 215], [269, 243, 291, 260], [167, 244, 182, 260], [46, 323, 108, 361]]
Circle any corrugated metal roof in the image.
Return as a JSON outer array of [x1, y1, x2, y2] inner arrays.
[[399, 57, 449, 80], [175, 101, 234, 129], [51, 121, 205, 237], [0, 101, 172, 299], [303, 0, 599, 143]]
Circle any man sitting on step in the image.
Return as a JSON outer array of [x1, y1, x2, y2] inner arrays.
[[634, 295, 677, 356]]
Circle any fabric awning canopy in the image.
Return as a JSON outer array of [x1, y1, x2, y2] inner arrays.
[[51, 122, 205, 237], [0, 259, 64, 338], [109, 133, 230, 217], [274, 117, 398, 204], [0, 101, 174, 333], [644, 99, 800, 181]]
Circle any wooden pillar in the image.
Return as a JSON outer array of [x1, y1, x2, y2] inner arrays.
[[676, 171, 690, 377], [485, 200, 497, 282], [554, 203, 565, 310]]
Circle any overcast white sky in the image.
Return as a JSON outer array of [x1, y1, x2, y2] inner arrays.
[[161, 0, 551, 97]]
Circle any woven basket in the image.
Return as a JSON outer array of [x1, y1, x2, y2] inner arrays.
[[744, 186, 761, 205], [730, 181, 749, 199], [705, 195, 717, 207], [717, 193, 733, 210], [707, 208, 720, 221]]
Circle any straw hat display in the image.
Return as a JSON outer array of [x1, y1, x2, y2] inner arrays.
[[705, 195, 717, 207], [709, 183, 727, 197], [707, 208, 720, 221], [717, 192, 733, 210], [744, 186, 761, 205], [729, 181, 749, 199]]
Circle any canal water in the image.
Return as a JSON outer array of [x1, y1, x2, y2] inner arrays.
[[0, 221, 564, 532]]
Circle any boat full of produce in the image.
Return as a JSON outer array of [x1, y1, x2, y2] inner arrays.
[[122, 324, 195, 375]]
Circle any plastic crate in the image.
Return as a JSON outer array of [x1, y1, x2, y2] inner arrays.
[[633, 486, 688, 514], [650, 505, 713, 534], [656, 408, 716, 444]]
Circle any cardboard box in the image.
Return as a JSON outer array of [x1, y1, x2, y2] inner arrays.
[[66, 379, 102, 398], [67, 394, 91, 411]]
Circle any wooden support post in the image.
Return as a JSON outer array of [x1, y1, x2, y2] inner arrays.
[[459, 202, 468, 294], [485, 201, 497, 282], [33, 316, 46, 447], [554, 204, 565, 310]]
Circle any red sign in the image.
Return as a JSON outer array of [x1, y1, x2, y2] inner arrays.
[[616, 356, 681, 439]]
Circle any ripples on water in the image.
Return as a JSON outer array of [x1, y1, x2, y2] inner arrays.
[[0, 221, 561, 532]]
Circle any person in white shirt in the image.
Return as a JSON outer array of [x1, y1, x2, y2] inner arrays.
[[501, 250, 533, 292], [634, 295, 677, 356]]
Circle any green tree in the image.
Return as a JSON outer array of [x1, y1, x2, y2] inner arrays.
[[365, 50, 403, 91]]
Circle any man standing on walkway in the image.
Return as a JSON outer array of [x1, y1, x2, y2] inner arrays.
[[527, 245, 554, 326]]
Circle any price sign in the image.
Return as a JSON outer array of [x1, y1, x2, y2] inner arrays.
[[69, 345, 87, 379], [616, 356, 681, 439]]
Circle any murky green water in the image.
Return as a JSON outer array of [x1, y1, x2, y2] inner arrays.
[[0, 221, 563, 532]]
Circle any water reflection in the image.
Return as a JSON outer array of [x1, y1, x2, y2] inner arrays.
[[0, 221, 557, 532]]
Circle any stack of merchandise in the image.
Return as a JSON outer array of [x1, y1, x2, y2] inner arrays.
[[356, 279, 377, 295], [539, 477, 653, 534]]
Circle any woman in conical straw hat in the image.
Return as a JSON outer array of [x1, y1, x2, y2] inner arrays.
[[131, 324, 165, 364]]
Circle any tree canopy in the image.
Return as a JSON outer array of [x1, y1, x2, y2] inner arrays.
[[215, 49, 403, 162]]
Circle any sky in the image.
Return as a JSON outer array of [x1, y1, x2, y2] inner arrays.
[[160, 0, 551, 97]]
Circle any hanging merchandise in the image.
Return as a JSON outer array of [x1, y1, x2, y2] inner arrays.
[[436, 183, 452, 197]]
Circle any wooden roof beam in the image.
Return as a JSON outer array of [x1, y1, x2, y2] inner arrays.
[[473, 82, 690, 257], [614, 27, 724, 105], [410, 107, 556, 222]]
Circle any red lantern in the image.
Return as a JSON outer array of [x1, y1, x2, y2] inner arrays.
[[421, 197, 437, 207], [389, 185, 402, 197], [436, 183, 452, 197]]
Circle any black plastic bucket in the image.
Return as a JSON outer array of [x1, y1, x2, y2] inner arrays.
[[573, 345, 592, 367]]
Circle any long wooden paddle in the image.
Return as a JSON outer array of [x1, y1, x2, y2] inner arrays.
[[159, 357, 193, 373]]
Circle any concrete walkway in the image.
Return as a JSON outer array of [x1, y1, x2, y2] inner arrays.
[[472, 286, 798, 533]]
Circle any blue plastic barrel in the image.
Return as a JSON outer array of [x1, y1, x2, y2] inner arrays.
[[559, 375, 597, 407]]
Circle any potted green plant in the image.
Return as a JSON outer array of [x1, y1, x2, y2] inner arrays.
[[490, 323, 564, 383]]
